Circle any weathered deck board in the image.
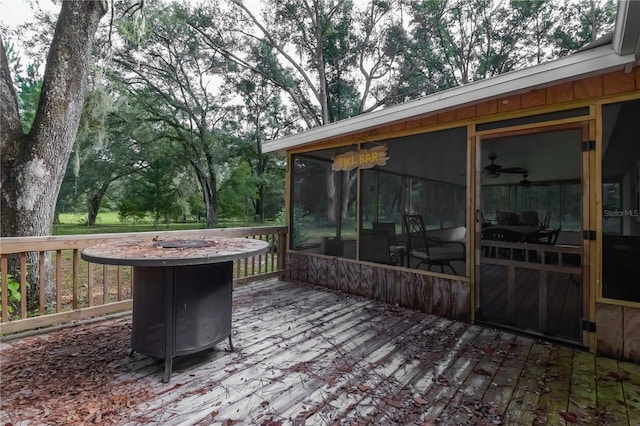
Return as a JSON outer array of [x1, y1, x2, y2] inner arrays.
[[537, 345, 574, 424], [622, 357, 640, 426], [1, 278, 639, 426], [503, 339, 552, 424], [568, 350, 598, 423], [365, 321, 474, 424], [419, 327, 500, 422], [596, 356, 632, 425], [481, 335, 533, 416]]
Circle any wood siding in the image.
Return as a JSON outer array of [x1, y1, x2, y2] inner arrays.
[[596, 303, 640, 363]]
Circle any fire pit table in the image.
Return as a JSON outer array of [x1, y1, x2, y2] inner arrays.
[[81, 237, 270, 382]]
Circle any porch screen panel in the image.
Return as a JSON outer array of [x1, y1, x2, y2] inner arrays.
[[290, 153, 357, 258], [360, 170, 403, 229], [360, 127, 467, 275], [601, 99, 640, 303]]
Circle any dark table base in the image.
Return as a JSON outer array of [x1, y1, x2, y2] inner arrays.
[[131, 262, 233, 382]]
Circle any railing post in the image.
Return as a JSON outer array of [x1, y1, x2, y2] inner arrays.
[[1, 256, 8, 323], [278, 228, 287, 280], [20, 254, 27, 319]]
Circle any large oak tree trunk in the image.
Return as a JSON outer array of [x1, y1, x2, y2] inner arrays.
[[1, 1, 108, 303], [1, 0, 107, 237], [194, 168, 218, 228]]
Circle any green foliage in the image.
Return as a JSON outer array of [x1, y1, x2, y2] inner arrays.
[[218, 162, 258, 220], [0, 272, 24, 317], [57, 86, 184, 226], [117, 196, 150, 224], [17, 63, 43, 133], [275, 206, 305, 245], [117, 157, 182, 227], [552, 0, 616, 56], [3, 40, 43, 133]]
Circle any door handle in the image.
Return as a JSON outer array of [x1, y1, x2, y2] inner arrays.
[[475, 209, 481, 223]]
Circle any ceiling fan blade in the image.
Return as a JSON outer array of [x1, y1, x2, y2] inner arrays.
[[521, 182, 551, 187], [519, 173, 551, 187], [499, 167, 528, 174]]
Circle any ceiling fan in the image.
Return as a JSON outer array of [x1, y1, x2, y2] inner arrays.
[[483, 153, 528, 178], [519, 173, 550, 187]]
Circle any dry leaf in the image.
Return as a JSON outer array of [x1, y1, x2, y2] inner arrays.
[[414, 395, 429, 405], [385, 397, 404, 408], [473, 368, 493, 377], [559, 411, 577, 423], [607, 371, 630, 381], [480, 347, 494, 356]]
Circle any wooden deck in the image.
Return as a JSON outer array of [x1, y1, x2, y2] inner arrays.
[[1, 279, 639, 425]]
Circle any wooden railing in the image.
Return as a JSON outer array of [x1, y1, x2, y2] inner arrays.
[[480, 240, 582, 274], [0, 226, 287, 335]]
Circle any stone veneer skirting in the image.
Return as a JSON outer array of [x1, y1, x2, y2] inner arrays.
[[286, 251, 471, 323]]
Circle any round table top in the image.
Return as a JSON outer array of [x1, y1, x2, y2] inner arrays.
[[81, 237, 271, 267]]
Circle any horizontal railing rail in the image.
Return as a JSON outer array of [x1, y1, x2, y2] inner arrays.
[[480, 240, 582, 274], [0, 226, 288, 335]]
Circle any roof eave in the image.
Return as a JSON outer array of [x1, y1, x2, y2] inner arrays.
[[263, 45, 635, 154], [613, 0, 640, 55]]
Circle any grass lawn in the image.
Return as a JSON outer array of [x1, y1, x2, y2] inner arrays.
[[53, 212, 269, 235]]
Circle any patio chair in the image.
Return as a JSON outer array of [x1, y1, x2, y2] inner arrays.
[[496, 211, 521, 225], [540, 211, 552, 229], [520, 211, 539, 227], [537, 227, 561, 245], [535, 227, 561, 264], [495, 211, 508, 225], [359, 229, 394, 264], [372, 222, 406, 266], [403, 214, 465, 275]]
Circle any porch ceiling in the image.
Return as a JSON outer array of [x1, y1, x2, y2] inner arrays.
[[2, 279, 639, 425], [480, 129, 582, 185]]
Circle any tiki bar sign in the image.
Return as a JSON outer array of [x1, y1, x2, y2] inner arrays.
[[332, 145, 389, 171]]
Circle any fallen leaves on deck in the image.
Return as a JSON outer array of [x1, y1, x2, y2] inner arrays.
[[607, 371, 631, 381], [559, 410, 578, 423], [0, 316, 154, 425]]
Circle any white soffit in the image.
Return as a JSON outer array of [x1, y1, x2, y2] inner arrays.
[[263, 45, 636, 154]]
